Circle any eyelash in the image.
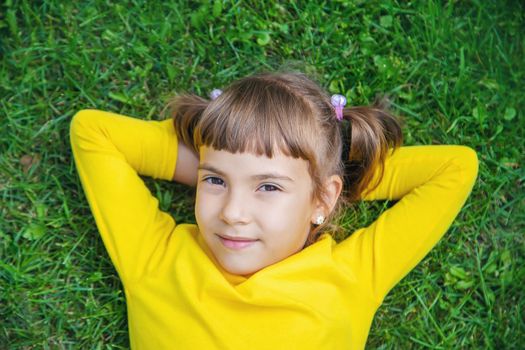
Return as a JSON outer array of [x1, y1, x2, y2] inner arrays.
[[202, 176, 281, 192], [204, 176, 225, 186]]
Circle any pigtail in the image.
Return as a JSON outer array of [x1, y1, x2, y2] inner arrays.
[[164, 94, 209, 153], [342, 99, 403, 202]]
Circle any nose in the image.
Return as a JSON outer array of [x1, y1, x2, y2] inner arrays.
[[220, 189, 250, 226]]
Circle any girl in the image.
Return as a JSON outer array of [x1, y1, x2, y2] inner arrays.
[[70, 71, 478, 349]]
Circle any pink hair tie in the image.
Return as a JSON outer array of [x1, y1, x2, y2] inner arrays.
[[331, 94, 347, 121], [210, 89, 223, 100]]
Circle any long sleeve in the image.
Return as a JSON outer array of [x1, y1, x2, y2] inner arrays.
[[334, 145, 479, 303], [70, 109, 179, 282]]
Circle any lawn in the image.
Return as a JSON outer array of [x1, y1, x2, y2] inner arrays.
[[1, 0, 524, 348]]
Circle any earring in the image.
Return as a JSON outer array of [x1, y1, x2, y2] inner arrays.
[[314, 215, 325, 225]]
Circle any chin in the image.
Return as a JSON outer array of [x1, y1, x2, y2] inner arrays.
[[222, 262, 261, 277]]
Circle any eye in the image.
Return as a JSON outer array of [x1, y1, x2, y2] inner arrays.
[[203, 176, 225, 187], [258, 184, 281, 192]]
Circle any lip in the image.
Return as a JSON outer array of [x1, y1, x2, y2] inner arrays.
[[217, 234, 259, 250]]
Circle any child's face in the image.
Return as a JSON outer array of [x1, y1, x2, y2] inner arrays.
[[195, 146, 320, 276]]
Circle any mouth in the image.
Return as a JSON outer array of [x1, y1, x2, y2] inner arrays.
[[217, 234, 259, 250]]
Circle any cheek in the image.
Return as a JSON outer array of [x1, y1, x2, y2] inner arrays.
[[195, 190, 218, 225], [263, 194, 313, 233]]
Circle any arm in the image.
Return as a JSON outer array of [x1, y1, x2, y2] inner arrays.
[[70, 109, 181, 282], [172, 140, 199, 186], [334, 145, 479, 303]]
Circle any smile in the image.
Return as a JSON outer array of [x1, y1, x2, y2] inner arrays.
[[217, 234, 259, 250]]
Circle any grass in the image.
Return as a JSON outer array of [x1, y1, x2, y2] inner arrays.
[[1, 0, 524, 348]]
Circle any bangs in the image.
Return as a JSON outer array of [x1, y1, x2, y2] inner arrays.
[[194, 76, 319, 159]]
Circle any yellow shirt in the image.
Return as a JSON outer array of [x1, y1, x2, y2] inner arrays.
[[70, 109, 478, 349]]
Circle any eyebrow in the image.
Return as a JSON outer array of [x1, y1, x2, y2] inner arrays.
[[198, 164, 295, 182]]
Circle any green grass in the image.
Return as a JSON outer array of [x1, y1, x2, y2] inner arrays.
[[1, 0, 523, 348]]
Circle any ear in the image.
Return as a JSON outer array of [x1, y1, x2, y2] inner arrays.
[[311, 175, 343, 222]]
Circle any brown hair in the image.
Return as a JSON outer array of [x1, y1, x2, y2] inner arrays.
[[164, 71, 403, 246]]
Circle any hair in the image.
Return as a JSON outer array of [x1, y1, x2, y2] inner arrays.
[[164, 71, 403, 247]]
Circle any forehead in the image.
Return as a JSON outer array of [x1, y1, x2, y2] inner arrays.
[[199, 146, 311, 180]]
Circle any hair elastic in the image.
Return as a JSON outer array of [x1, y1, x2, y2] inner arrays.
[[331, 94, 347, 121], [210, 89, 223, 100]]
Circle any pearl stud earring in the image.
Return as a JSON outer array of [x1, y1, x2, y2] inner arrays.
[[314, 215, 325, 225]]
